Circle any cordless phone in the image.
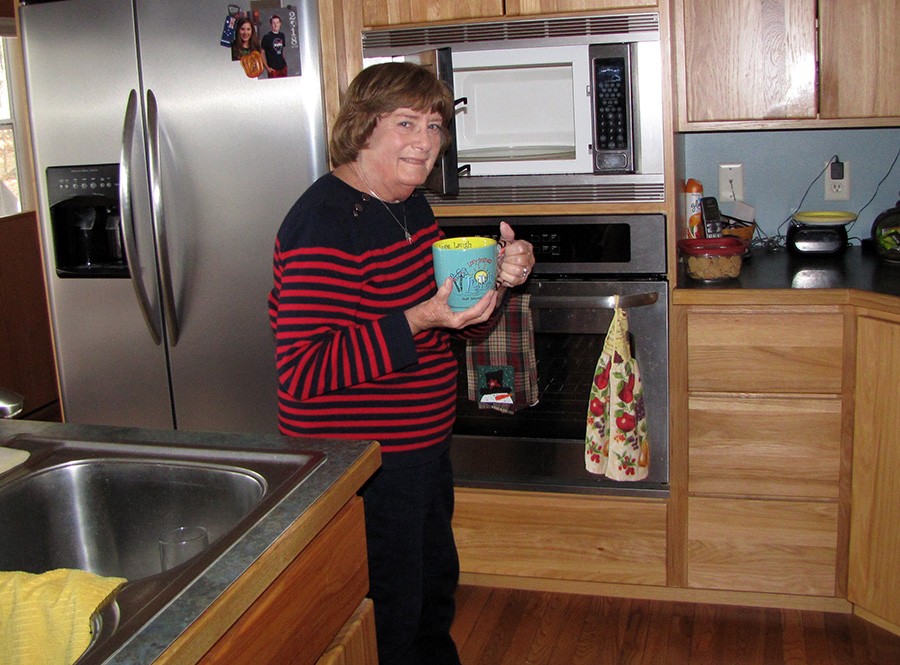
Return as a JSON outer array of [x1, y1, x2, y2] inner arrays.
[[700, 196, 724, 238]]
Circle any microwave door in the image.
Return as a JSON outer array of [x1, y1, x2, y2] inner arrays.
[[404, 47, 459, 195]]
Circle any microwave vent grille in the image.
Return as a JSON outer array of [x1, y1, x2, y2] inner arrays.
[[362, 13, 659, 51], [421, 181, 665, 206]]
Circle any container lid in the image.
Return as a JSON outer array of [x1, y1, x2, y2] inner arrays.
[[677, 237, 747, 256]]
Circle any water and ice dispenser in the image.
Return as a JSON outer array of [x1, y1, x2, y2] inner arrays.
[[47, 164, 128, 277]]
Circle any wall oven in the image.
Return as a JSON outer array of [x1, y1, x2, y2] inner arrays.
[[440, 214, 669, 497]]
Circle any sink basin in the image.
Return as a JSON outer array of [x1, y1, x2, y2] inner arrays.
[[0, 434, 325, 664]]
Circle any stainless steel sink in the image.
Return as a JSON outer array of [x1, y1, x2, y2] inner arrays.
[[0, 434, 325, 664]]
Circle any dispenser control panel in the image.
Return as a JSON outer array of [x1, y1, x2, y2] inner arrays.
[[46, 164, 128, 278], [46, 164, 118, 206]]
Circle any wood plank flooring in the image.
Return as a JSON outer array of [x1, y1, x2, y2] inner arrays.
[[451, 585, 900, 665]]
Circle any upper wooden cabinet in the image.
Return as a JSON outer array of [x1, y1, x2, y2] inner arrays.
[[675, 0, 900, 127], [676, 0, 817, 124], [505, 0, 658, 15], [361, 0, 502, 27], [819, 0, 900, 119], [362, 0, 656, 27]]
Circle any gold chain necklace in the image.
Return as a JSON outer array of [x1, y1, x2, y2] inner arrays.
[[357, 167, 412, 244]]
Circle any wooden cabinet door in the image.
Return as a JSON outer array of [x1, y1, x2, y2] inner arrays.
[[453, 489, 668, 585], [686, 309, 844, 394], [819, 0, 900, 119], [848, 315, 900, 627], [361, 0, 503, 27], [689, 497, 839, 595], [679, 0, 817, 122], [198, 498, 369, 665], [688, 394, 842, 499], [505, 0, 657, 15]]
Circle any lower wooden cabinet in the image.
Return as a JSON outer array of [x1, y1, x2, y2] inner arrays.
[[848, 314, 900, 627], [678, 303, 848, 600], [198, 497, 370, 665], [688, 496, 839, 596], [453, 488, 667, 586]]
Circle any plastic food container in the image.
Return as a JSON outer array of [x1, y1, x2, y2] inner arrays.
[[677, 237, 747, 281]]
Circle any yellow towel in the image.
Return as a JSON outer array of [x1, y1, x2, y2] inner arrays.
[[0, 569, 126, 665]]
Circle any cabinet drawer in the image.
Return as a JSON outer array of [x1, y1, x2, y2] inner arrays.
[[688, 395, 842, 498], [453, 489, 667, 585], [687, 311, 844, 393], [688, 497, 838, 596]]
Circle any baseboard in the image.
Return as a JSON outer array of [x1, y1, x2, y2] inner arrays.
[[458, 572, 854, 614], [853, 606, 900, 637]]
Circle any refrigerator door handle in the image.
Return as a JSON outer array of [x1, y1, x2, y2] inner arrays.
[[146, 89, 180, 346], [120, 89, 162, 345]]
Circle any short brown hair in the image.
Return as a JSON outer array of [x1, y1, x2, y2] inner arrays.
[[329, 62, 454, 167]]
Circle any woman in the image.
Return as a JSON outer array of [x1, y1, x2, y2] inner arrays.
[[230, 16, 261, 61], [268, 62, 534, 665]]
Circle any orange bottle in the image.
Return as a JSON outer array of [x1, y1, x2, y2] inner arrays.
[[684, 179, 704, 238]]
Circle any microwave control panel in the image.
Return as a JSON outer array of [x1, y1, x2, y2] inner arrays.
[[589, 43, 634, 174]]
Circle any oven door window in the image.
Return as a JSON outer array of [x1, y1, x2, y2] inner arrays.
[[452, 330, 616, 441]]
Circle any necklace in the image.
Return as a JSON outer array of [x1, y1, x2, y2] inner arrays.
[[356, 167, 412, 244], [368, 191, 411, 244]]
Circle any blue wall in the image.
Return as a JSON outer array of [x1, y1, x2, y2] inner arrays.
[[682, 128, 900, 244]]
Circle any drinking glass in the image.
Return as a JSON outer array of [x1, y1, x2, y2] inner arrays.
[[159, 525, 209, 571]]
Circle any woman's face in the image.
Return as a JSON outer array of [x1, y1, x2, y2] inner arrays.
[[239, 22, 252, 45], [362, 107, 443, 196]]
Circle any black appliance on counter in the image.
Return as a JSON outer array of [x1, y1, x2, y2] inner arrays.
[[786, 220, 849, 256], [439, 214, 669, 497]]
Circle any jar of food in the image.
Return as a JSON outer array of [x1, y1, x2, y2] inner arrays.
[[677, 237, 747, 281]]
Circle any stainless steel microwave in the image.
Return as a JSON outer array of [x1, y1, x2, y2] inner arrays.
[[362, 12, 665, 206]]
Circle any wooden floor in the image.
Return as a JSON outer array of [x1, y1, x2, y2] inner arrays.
[[451, 585, 900, 665]]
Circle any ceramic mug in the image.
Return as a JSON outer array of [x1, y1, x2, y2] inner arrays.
[[432, 237, 498, 311]]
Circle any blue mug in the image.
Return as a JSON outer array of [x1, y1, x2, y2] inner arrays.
[[432, 237, 498, 311]]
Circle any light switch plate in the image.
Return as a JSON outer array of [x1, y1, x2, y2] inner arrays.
[[718, 163, 744, 202]]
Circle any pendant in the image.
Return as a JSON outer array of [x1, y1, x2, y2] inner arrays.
[[405, 231, 412, 243]]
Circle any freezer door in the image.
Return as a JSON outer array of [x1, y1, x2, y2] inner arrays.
[[19, 0, 173, 428], [134, 0, 328, 433]]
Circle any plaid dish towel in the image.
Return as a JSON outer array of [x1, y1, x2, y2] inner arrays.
[[466, 293, 539, 414]]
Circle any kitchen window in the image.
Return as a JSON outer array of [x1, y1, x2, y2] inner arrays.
[[0, 36, 35, 216]]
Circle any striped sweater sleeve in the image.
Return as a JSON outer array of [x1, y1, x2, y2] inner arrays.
[[268, 238, 422, 401]]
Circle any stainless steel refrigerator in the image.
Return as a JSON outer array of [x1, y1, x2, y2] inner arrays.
[[19, 0, 327, 432]]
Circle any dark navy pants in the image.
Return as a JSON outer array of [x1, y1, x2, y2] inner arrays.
[[360, 449, 462, 665]]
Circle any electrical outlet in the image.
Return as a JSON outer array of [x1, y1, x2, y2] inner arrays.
[[825, 160, 850, 201], [718, 163, 744, 202]]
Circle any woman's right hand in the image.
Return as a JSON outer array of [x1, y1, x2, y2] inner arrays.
[[405, 277, 498, 335]]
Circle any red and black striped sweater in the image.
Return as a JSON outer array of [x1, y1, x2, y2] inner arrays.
[[269, 174, 493, 468]]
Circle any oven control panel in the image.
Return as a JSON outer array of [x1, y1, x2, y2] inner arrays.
[[438, 214, 666, 276]]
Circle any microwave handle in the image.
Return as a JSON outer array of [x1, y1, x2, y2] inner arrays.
[[529, 291, 658, 310]]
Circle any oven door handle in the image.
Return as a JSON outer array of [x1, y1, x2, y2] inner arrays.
[[529, 291, 659, 310]]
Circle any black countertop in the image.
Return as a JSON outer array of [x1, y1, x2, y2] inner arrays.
[[677, 245, 900, 296]]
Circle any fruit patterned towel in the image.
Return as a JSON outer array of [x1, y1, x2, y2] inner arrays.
[[466, 293, 539, 414], [585, 304, 650, 481]]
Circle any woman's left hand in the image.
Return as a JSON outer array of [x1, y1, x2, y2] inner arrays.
[[496, 221, 535, 288]]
